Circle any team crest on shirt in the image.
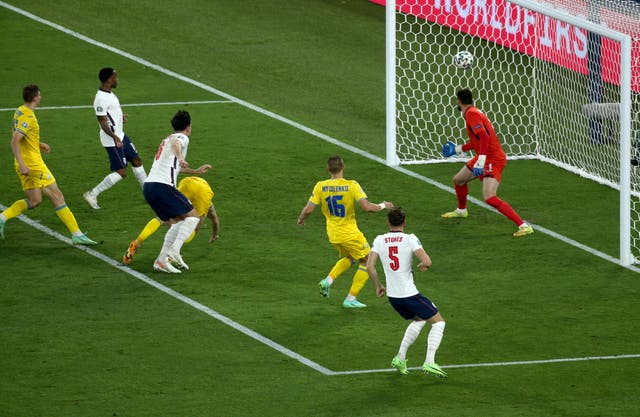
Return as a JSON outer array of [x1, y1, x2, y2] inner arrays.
[[21, 121, 28, 129]]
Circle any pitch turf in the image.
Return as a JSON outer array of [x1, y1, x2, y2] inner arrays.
[[1, 1, 639, 416]]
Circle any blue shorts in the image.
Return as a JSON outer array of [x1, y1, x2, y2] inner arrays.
[[105, 135, 140, 172], [388, 294, 439, 321], [143, 182, 193, 221]]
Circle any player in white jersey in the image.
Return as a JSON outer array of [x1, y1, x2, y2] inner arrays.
[[367, 207, 447, 378], [83, 67, 147, 209], [143, 110, 211, 273]]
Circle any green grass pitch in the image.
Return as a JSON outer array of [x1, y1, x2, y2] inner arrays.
[[1, 1, 639, 416]]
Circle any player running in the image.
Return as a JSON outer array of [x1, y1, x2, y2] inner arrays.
[[123, 176, 219, 265], [367, 207, 446, 377], [441, 88, 533, 237], [297, 155, 393, 308], [0, 85, 97, 245], [83, 67, 147, 209]]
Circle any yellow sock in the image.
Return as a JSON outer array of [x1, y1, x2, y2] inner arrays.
[[137, 218, 162, 243], [54, 205, 80, 234], [348, 266, 369, 297], [328, 256, 353, 280], [1, 199, 29, 221], [184, 230, 196, 244]]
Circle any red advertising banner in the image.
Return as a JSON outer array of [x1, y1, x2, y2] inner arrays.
[[370, 0, 640, 91]]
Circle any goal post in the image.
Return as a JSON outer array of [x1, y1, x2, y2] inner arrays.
[[383, 0, 635, 265]]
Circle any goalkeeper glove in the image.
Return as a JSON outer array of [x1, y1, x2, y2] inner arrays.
[[442, 141, 461, 157], [472, 155, 486, 177]]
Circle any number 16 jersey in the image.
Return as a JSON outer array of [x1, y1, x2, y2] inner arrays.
[[308, 178, 367, 243], [371, 232, 423, 298]]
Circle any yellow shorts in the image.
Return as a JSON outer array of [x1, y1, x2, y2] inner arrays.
[[331, 232, 371, 262], [17, 166, 56, 190], [178, 177, 214, 216]]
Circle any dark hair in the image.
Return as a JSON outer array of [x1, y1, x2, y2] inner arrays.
[[171, 110, 191, 131], [99, 67, 115, 83], [22, 84, 40, 102], [388, 207, 406, 226], [327, 155, 344, 174], [456, 88, 474, 105]]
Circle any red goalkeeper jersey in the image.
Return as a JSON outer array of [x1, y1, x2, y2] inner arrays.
[[461, 106, 506, 161]]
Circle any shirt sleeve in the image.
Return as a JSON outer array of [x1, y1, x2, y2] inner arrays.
[[370, 235, 382, 254], [351, 180, 368, 202], [408, 234, 423, 252], [94, 94, 107, 116], [15, 114, 30, 136], [309, 182, 322, 206]]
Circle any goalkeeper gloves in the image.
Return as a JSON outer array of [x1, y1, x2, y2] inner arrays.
[[472, 155, 486, 177], [442, 141, 461, 157]]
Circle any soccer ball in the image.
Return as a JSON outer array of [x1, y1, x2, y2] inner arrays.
[[453, 51, 474, 69]]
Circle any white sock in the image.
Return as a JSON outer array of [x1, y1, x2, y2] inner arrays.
[[345, 294, 356, 302], [456, 208, 467, 214], [132, 165, 147, 188], [158, 223, 180, 261], [91, 172, 122, 196], [425, 321, 446, 365], [325, 276, 334, 285], [170, 217, 199, 253], [397, 321, 426, 360]]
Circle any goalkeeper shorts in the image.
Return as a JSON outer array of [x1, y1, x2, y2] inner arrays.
[[466, 155, 506, 181]]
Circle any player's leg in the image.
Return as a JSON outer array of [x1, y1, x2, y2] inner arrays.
[[343, 237, 371, 308], [0, 188, 40, 239], [83, 147, 127, 209], [423, 312, 447, 377], [123, 136, 147, 187], [43, 182, 97, 245], [442, 164, 475, 218], [318, 250, 353, 298], [165, 211, 200, 270], [123, 217, 162, 265], [482, 175, 533, 236]]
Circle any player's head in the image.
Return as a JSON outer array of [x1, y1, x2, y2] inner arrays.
[[22, 84, 41, 105], [98, 67, 118, 87], [327, 155, 345, 174], [171, 110, 191, 132], [387, 207, 406, 228], [456, 88, 474, 111]]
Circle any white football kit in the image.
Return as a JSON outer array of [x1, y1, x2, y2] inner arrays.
[[93, 89, 125, 147], [145, 133, 189, 187], [370, 232, 423, 298]]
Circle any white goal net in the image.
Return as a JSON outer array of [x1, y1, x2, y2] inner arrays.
[[381, 0, 639, 265]]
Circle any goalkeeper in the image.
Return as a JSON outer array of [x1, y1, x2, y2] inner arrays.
[[123, 176, 220, 265], [441, 89, 533, 237]]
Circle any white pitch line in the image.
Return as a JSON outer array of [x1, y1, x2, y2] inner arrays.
[[0, 203, 334, 376], [0, 0, 633, 273], [0, 100, 233, 112], [331, 353, 640, 375]]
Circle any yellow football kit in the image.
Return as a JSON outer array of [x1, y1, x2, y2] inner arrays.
[[309, 178, 370, 260], [12, 105, 55, 190], [178, 176, 214, 216]]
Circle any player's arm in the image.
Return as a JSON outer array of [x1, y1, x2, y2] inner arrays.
[[39, 142, 50, 153], [180, 164, 212, 175], [414, 248, 432, 272], [207, 204, 220, 243], [171, 138, 188, 169], [358, 198, 393, 212], [96, 115, 122, 148], [366, 251, 386, 297], [297, 201, 316, 225], [10, 130, 29, 175]]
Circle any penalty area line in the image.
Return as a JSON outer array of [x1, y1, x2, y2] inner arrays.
[[331, 353, 640, 376], [0, 203, 334, 376], [0, 100, 234, 112]]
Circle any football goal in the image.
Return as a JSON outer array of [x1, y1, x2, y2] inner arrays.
[[382, 0, 639, 266]]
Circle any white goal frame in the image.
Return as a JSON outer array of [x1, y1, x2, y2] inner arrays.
[[385, 0, 633, 266]]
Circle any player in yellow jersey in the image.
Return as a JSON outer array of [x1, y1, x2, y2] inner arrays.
[[0, 85, 97, 245], [122, 175, 219, 265], [297, 155, 393, 308]]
